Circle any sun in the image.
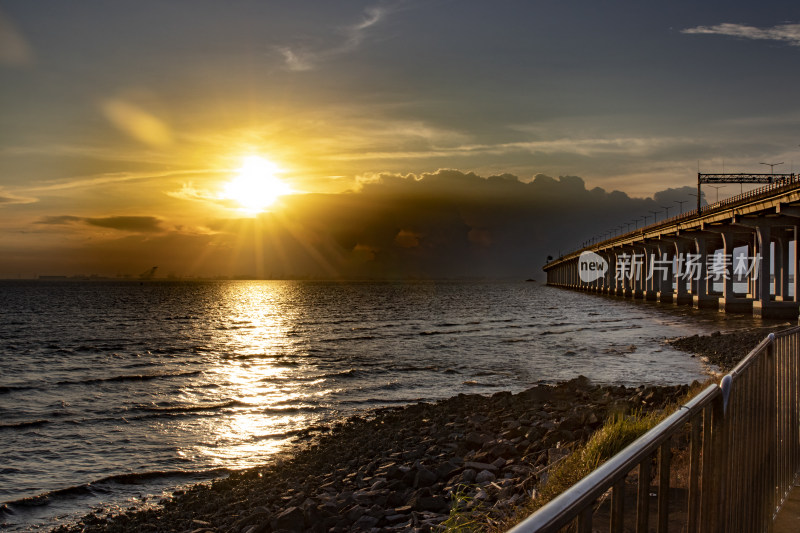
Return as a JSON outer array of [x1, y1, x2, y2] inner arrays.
[[222, 155, 292, 213]]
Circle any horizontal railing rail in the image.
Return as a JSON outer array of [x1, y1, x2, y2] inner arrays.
[[509, 326, 800, 533]]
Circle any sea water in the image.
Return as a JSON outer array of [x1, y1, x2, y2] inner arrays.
[[0, 280, 771, 530]]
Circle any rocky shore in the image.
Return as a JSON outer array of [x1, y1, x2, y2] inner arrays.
[[668, 323, 794, 372], [53, 378, 691, 533], [50, 326, 796, 533]]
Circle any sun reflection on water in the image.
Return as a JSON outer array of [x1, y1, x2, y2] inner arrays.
[[184, 282, 316, 468]]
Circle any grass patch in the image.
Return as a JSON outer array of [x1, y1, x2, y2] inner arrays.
[[492, 409, 665, 532], [536, 410, 662, 505], [440, 484, 490, 533], [441, 383, 718, 532]]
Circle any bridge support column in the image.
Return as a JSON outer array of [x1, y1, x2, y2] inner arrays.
[[692, 236, 719, 309], [753, 224, 774, 317], [749, 223, 799, 318], [655, 243, 674, 302], [641, 244, 658, 301], [618, 248, 635, 298], [718, 230, 754, 313], [774, 233, 791, 301], [601, 251, 614, 294], [612, 249, 625, 296], [673, 240, 692, 305]]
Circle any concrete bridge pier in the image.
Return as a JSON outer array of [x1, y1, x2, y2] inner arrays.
[[641, 243, 659, 301], [671, 239, 693, 305], [654, 243, 674, 303], [653, 243, 673, 302], [630, 245, 644, 299], [773, 230, 792, 301], [613, 249, 626, 296], [602, 251, 615, 295], [691, 235, 721, 309], [543, 179, 800, 322], [738, 220, 799, 318], [718, 229, 755, 313]]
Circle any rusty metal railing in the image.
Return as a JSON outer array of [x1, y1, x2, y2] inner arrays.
[[509, 327, 800, 533]]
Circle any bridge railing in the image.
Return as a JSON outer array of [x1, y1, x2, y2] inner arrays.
[[508, 327, 800, 533], [552, 176, 800, 265]]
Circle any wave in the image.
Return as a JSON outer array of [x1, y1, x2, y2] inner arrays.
[[419, 328, 483, 336], [389, 364, 443, 372], [319, 334, 379, 342], [1, 469, 230, 511], [139, 399, 249, 414], [340, 397, 424, 405], [0, 419, 49, 431], [55, 370, 202, 387], [0, 385, 35, 395], [317, 368, 368, 380]]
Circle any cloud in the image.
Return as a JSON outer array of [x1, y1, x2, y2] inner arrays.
[[278, 2, 397, 71], [255, 170, 705, 279], [36, 215, 83, 225], [0, 189, 37, 206], [682, 23, 800, 46], [278, 47, 314, 72], [36, 215, 164, 233], [85, 216, 164, 232], [17, 170, 705, 279], [0, 9, 34, 66], [101, 99, 173, 146]]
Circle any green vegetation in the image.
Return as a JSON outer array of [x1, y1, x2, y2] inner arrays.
[[489, 410, 665, 533], [440, 485, 489, 533], [536, 410, 662, 504]]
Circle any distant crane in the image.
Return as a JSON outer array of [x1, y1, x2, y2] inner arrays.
[[139, 266, 158, 280]]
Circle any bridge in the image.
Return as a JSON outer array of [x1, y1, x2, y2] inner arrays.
[[543, 175, 800, 319]]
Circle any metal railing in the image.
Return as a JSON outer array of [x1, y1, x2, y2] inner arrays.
[[509, 327, 800, 533]]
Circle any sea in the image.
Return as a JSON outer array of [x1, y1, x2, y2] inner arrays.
[[0, 279, 778, 530]]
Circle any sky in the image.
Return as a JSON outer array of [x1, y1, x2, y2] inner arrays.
[[2, 1, 800, 279]]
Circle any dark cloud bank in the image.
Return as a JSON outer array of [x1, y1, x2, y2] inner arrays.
[[37, 215, 164, 233], [269, 170, 698, 279], [25, 171, 700, 279]]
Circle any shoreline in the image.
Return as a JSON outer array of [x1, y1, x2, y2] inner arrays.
[[667, 322, 794, 372], [36, 326, 787, 532], [50, 378, 692, 533]]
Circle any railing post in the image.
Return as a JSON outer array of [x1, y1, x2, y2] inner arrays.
[[708, 375, 731, 531], [767, 334, 777, 529]]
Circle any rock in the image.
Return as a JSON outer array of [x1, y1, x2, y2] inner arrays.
[[370, 478, 388, 491], [272, 506, 305, 532], [460, 468, 477, 483], [385, 513, 409, 523], [345, 505, 367, 522], [414, 467, 437, 488], [353, 514, 380, 529], [475, 469, 496, 483], [464, 461, 497, 472], [435, 461, 460, 480], [465, 432, 491, 448], [233, 511, 271, 531], [406, 488, 448, 513]]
